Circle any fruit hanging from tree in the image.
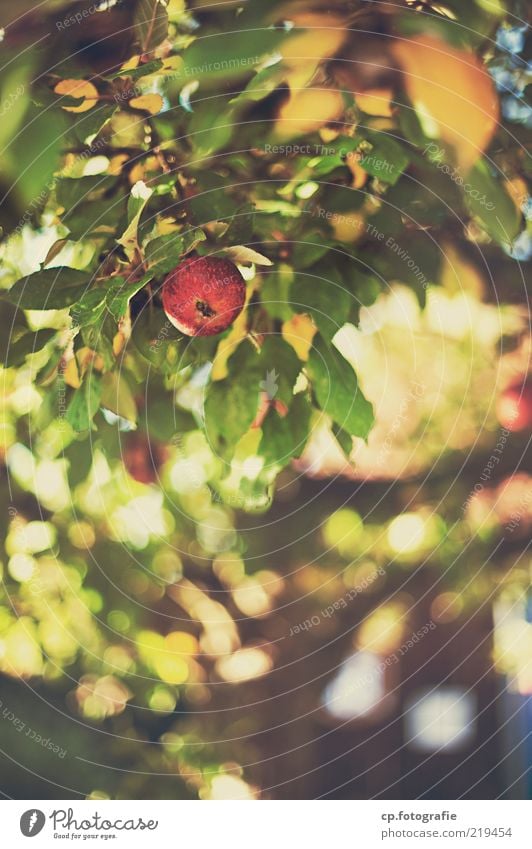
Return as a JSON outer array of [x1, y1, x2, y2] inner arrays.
[[161, 256, 246, 337]]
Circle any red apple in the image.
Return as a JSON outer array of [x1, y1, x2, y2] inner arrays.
[[496, 382, 532, 432], [162, 256, 246, 337]]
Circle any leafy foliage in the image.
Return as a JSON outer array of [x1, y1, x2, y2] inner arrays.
[[0, 0, 529, 503]]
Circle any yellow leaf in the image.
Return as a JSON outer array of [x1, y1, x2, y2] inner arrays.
[[211, 287, 253, 380], [331, 211, 365, 244], [63, 357, 81, 389], [120, 56, 140, 72], [507, 177, 528, 214], [54, 79, 99, 113], [392, 35, 498, 172], [282, 313, 316, 361], [277, 13, 347, 87], [113, 332, 126, 357], [275, 86, 344, 141], [346, 152, 368, 189], [440, 243, 485, 298], [129, 94, 163, 115], [355, 88, 393, 117], [108, 154, 130, 176], [161, 55, 184, 73]]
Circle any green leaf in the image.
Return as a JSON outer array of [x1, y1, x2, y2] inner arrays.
[[65, 436, 94, 488], [232, 64, 284, 103], [332, 422, 353, 460], [66, 373, 102, 432], [145, 234, 184, 273], [62, 190, 127, 240], [105, 274, 153, 321], [359, 131, 410, 185], [146, 228, 207, 275], [291, 261, 351, 339], [100, 372, 137, 427], [291, 237, 331, 269], [345, 271, 381, 325], [205, 337, 301, 456], [259, 393, 311, 468], [134, 0, 169, 52], [131, 307, 183, 371], [260, 265, 294, 321], [56, 175, 118, 210], [111, 60, 164, 80], [181, 29, 286, 83], [465, 162, 521, 246], [5, 268, 92, 310], [187, 173, 238, 225], [117, 181, 154, 259], [307, 333, 374, 440], [2, 103, 66, 211], [72, 288, 107, 327], [0, 57, 34, 151], [222, 204, 255, 247], [189, 99, 236, 157], [2, 329, 56, 368]]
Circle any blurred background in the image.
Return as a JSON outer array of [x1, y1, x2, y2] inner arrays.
[[1, 278, 530, 799]]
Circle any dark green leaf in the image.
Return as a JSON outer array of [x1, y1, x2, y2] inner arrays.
[[189, 100, 236, 157], [66, 373, 102, 432], [260, 265, 294, 321], [259, 393, 311, 467], [205, 336, 301, 456], [56, 175, 118, 210], [100, 372, 137, 426], [72, 288, 107, 327], [181, 30, 286, 83], [134, 0, 169, 52], [145, 234, 185, 273], [465, 162, 521, 246], [2, 329, 56, 368], [106, 274, 153, 321], [358, 131, 410, 185], [291, 261, 351, 339], [332, 422, 353, 460], [62, 193, 126, 240], [110, 60, 164, 80], [65, 436, 94, 487], [131, 307, 183, 371], [187, 173, 238, 225], [5, 268, 92, 310], [307, 333, 374, 439]]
